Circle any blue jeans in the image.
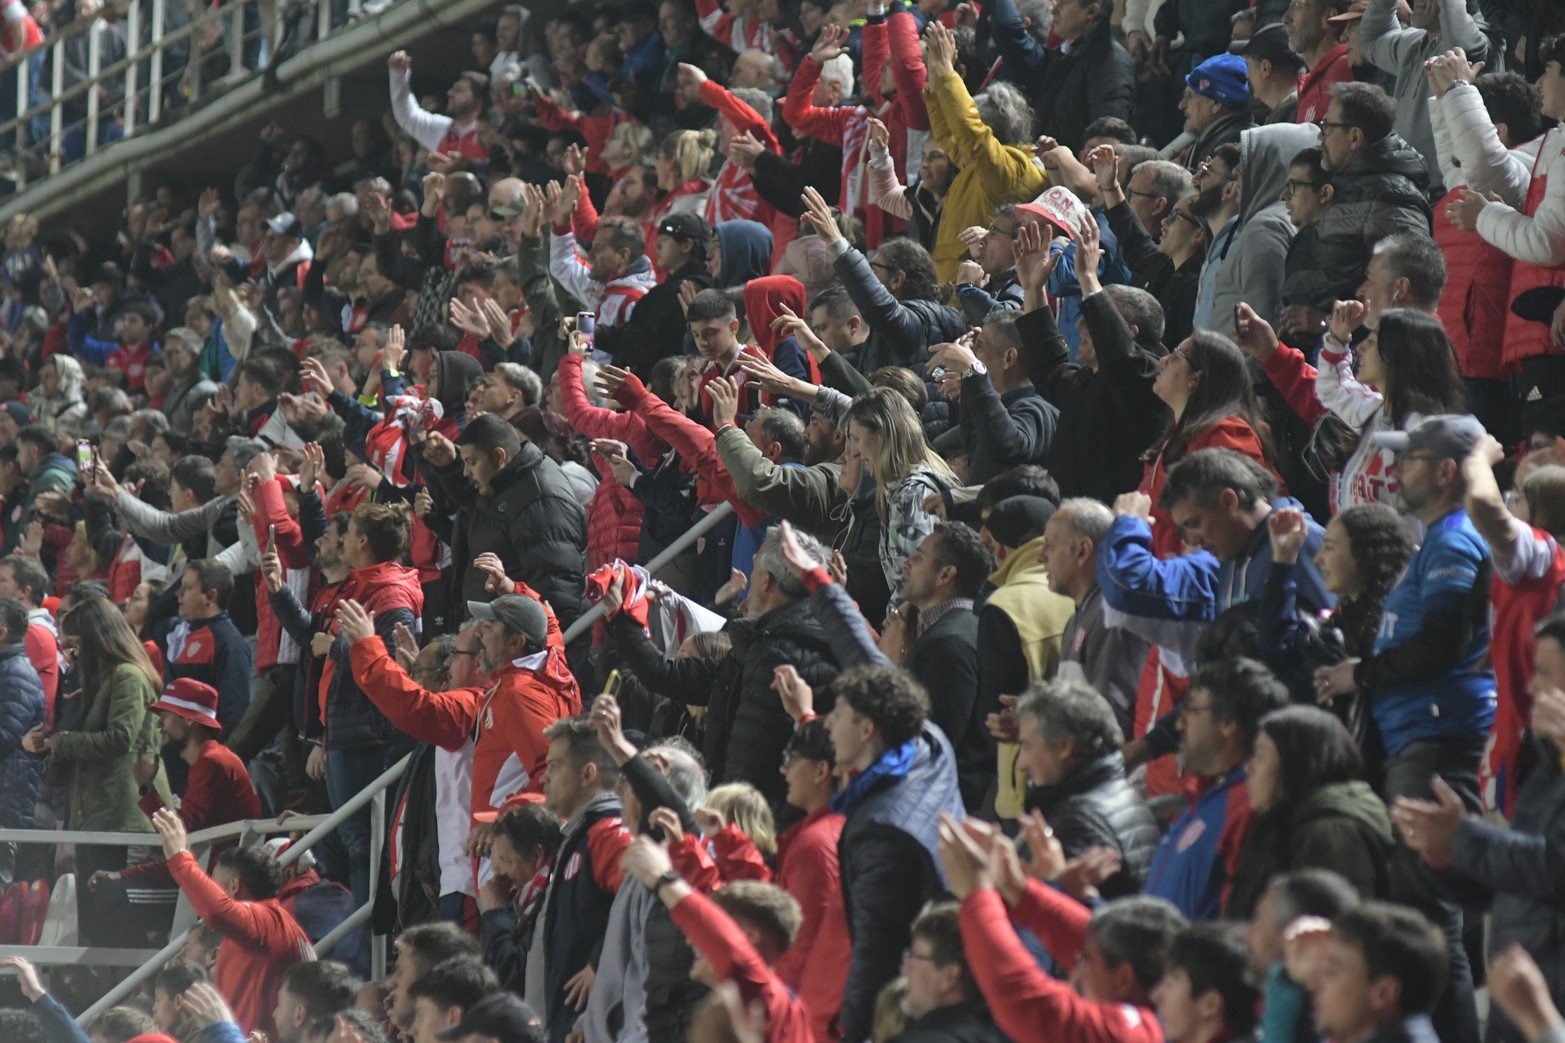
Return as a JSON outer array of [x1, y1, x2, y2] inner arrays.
[[325, 745, 392, 907]]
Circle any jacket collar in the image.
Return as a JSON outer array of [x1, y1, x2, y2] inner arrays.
[[989, 534, 1049, 588]]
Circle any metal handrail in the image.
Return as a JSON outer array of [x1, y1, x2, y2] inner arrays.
[[52, 498, 737, 1023], [0, 814, 331, 848], [0, 0, 378, 187]]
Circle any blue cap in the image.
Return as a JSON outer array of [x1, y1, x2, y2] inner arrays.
[[1186, 53, 1251, 109]]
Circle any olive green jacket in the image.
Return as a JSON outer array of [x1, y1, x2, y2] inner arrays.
[[52, 663, 170, 832]]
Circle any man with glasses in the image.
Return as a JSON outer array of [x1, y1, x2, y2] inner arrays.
[[1315, 415, 1496, 808], [1311, 81, 1432, 305], [955, 204, 1025, 324], [896, 904, 1009, 1042], [1175, 53, 1255, 174]]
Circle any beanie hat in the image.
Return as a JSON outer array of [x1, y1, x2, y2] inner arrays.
[[1186, 53, 1251, 109]]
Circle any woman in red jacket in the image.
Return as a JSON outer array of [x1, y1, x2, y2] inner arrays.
[[1140, 330, 1277, 557]]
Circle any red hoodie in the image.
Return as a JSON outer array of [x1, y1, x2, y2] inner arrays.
[[167, 851, 313, 1038], [317, 560, 424, 727]]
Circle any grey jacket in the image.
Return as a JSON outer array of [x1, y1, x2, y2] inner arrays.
[[1211, 121, 1322, 335], [1361, 0, 1488, 193]]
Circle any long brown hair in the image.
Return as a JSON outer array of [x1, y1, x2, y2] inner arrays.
[[61, 595, 159, 701], [1150, 331, 1273, 465]]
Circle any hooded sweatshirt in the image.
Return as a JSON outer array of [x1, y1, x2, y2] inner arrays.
[[743, 276, 816, 414], [1210, 122, 1320, 336], [433, 350, 483, 418], [713, 220, 775, 288], [31, 354, 88, 437]]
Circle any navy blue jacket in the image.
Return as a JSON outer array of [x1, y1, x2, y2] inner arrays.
[[0, 642, 45, 828], [163, 612, 253, 733]]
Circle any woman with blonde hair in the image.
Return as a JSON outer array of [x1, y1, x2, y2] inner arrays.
[[24, 595, 169, 946], [845, 387, 956, 608], [652, 129, 717, 225], [703, 781, 778, 862]]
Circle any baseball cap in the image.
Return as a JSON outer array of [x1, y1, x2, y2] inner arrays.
[[492, 188, 527, 218], [1230, 23, 1305, 71], [468, 595, 549, 649], [1186, 53, 1252, 109], [436, 993, 545, 1042], [657, 212, 711, 248], [1373, 414, 1487, 460], [1015, 185, 1092, 240], [1, 401, 31, 426], [151, 678, 222, 732], [265, 212, 302, 238]]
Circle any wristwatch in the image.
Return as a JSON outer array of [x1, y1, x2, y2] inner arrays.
[[654, 869, 681, 894], [963, 359, 988, 379]]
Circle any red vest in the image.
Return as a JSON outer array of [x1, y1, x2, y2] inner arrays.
[[1435, 184, 1513, 380]]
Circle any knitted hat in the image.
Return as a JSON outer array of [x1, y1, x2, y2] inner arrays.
[[1186, 53, 1252, 109], [984, 496, 1057, 550]]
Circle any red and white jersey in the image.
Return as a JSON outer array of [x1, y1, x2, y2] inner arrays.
[[0, 0, 43, 58]]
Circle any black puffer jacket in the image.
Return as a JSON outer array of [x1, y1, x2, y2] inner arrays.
[[606, 598, 840, 813], [1025, 752, 1160, 898], [1225, 779, 1394, 920], [0, 643, 43, 828], [1022, 291, 1168, 504], [1302, 133, 1432, 306], [595, 261, 714, 379], [430, 442, 589, 628], [1020, 15, 1134, 154], [835, 245, 966, 374]]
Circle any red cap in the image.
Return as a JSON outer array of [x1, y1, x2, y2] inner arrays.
[[150, 678, 222, 732], [127, 1035, 181, 1043]]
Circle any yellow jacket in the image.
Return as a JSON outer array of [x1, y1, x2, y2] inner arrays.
[[984, 534, 1075, 819], [923, 69, 1050, 283]]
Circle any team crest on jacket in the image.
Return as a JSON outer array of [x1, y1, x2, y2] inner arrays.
[[1174, 818, 1206, 853]]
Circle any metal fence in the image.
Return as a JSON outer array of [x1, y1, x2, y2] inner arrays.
[[0, 0, 383, 190], [0, 500, 736, 1024]]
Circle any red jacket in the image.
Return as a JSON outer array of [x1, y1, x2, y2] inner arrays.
[[1139, 417, 1274, 558], [585, 468, 643, 571], [318, 560, 424, 731], [167, 850, 313, 1038], [669, 824, 774, 892], [775, 806, 849, 1043], [670, 889, 815, 1043], [1435, 184, 1513, 381], [960, 884, 1163, 1043], [615, 371, 770, 528], [1295, 44, 1350, 125], [24, 621, 56, 727], [125, 740, 260, 887]]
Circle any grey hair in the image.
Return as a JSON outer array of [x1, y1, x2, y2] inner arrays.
[[225, 436, 267, 471], [754, 526, 828, 600], [129, 408, 170, 437], [1014, 0, 1051, 39], [577, 358, 606, 407], [740, 48, 784, 83], [818, 53, 855, 94], [419, 633, 456, 689], [1016, 678, 1124, 755], [164, 326, 203, 351], [731, 87, 774, 127], [649, 737, 709, 808], [1055, 497, 1115, 545], [327, 192, 359, 218], [973, 81, 1034, 147], [493, 362, 543, 408], [1129, 159, 1195, 206]]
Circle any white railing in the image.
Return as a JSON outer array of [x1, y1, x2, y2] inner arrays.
[[0, 499, 737, 1024], [0, 0, 361, 189]]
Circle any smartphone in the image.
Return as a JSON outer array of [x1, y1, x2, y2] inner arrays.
[[577, 312, 596, 351], [76, 439, 92, 472], [603, 669, 623, 701], [267, 524, 278, 550], [744, 381, 763, 415], [1233, 304, 1248, 339]]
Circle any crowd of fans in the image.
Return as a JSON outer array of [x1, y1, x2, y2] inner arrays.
[[0, 0, 1560, 1041]]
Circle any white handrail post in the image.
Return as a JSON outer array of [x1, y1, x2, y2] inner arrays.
[[148, 0, 165, 124], [369, 787, 386, 978], [84, 19, 99, 157], [124, 0, 139, 136], [316, 0, 329, 49], [46, 38, 62, 175], [13, 58, 26, 188], [227, 2, 242, 81]]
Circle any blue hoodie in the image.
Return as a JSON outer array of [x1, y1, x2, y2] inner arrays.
[[713, 220, 774, 288], [1099, 498, 1332, 643]]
